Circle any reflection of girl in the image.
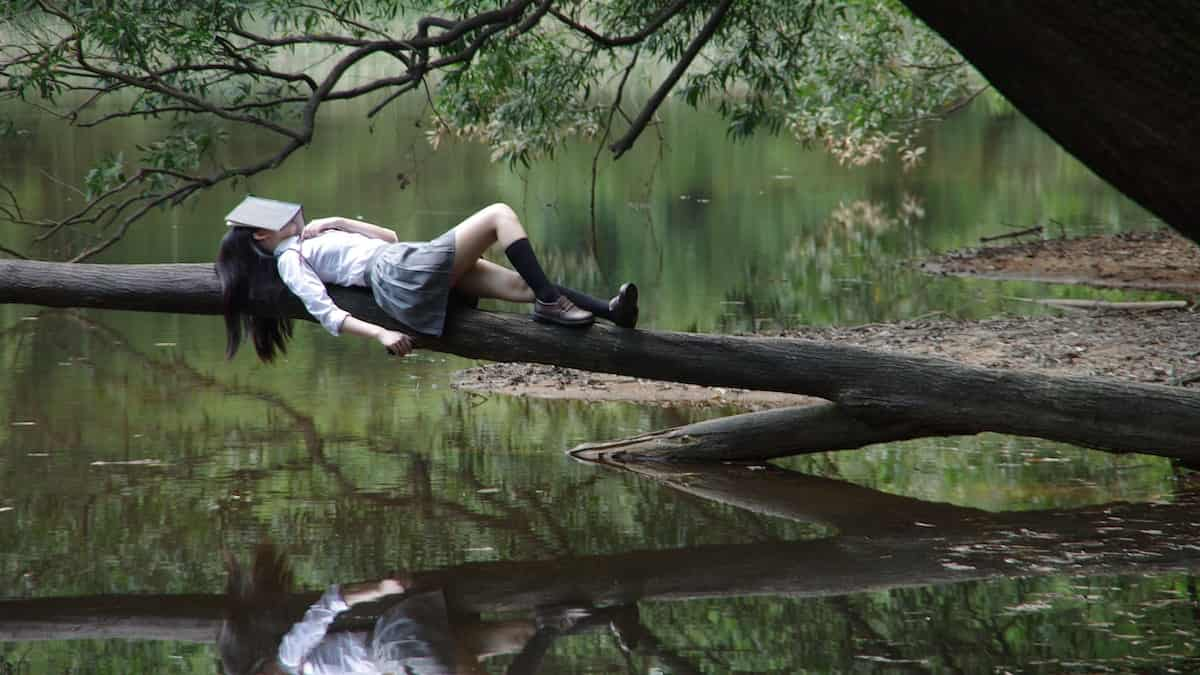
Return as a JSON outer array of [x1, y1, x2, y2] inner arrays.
[[216, 201, 639, 362], [219, 546, 536, 675]]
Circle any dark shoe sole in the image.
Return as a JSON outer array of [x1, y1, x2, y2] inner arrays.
[[531, 310, 595, 327], [530, 305, 595, 326]]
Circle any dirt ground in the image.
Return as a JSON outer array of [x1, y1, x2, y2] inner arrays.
[[920, 229, 1200, 294], [454, 231, 1200, 407]]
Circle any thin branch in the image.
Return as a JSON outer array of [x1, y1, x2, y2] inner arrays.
[[367, 79, 421, 118], [609, 0, 736, 158], [0, 183, 25, 221], [898, 84, 991, 126], [590, 46, 641, 261], [293, 2, 396, 41], [6, 0, 555, 260], [549, 0, 692, 48], [0, 243, 29, 259], [66, 137, 305, 262], [940, 83, 991, 117], [73, 43, 304, 141], [37, 169, 86, 199]]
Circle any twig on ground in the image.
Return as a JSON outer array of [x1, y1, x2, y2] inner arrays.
[[981, 225, 1042, 243], [1004, 297, 1189, 312]]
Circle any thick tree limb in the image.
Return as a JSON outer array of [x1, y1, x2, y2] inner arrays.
[[2, 260, 1199, 458], [900, 0, 1200, 246], [569, 403, 932, 462], [609, 0, 736, 158]]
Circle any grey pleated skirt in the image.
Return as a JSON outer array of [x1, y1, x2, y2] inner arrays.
[[368, 229, 456, 336], [370, 590, 457, 674]]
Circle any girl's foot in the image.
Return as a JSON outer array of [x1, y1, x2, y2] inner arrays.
[[532, 296, 594, 326], [608, 282, 639, 328]]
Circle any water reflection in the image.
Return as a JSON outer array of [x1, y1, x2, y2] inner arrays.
[[0, 94, 1192, 672], [218, 545, 621, 675], [2, 466, 1198, 672]]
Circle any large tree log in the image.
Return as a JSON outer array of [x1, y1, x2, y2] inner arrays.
[[900, 1, 1200, 246], [569, 403, 932, 462], [2, 260, 1199, 458], [4, 470, 1199, 643]]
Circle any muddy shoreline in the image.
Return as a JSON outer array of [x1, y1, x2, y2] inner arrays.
[[455, 232, 1200, 407]]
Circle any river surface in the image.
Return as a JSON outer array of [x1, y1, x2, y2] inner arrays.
[[1, 93, 1198, 673]]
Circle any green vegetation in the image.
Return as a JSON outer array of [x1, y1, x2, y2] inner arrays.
[[0, 0, 973, 259]]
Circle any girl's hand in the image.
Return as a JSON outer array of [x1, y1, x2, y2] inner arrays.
[[302, 218, 338, 240], [378, 329, 413, 357], [377, 578, 405, 596]]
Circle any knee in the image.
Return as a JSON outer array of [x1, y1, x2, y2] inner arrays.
[[506, 272, 534, 300], [483, 202, 519, 228]]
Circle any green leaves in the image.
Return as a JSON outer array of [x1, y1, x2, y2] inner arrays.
[[0, 0, 976, 258], [84, 153, 127, 201]]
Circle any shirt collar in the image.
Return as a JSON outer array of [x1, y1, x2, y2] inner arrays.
[[273, 235, 300, 257]]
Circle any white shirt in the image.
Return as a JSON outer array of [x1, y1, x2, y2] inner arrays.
[[274, 231, 390, 336], [277, 586, 376, 675]]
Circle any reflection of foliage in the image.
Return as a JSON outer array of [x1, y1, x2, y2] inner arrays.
[[2, 309, 1196, 672], [607, 573, 1200, 673], [0, 311, 822, 597]]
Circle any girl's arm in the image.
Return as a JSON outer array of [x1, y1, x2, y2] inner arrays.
[[339, 578, 407, 605], [339, 316, 414, 357], [275, 253, 413, 355], [305, 216, 399, 243], [276, 586, 350, 670]]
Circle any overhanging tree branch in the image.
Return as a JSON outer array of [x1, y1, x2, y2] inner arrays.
[[609, 0, 735, 158], [549, 0, 693, 47]]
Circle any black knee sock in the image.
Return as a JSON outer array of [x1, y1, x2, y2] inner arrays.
[[556, 284, 612, 321], [504, 238, 559, 303]]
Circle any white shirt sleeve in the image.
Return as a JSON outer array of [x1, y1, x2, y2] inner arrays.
[[277, 250, 350, 336], [277, 585, 351, 672]]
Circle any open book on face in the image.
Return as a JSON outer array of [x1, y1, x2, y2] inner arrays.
[[224, 196, 304, 231]]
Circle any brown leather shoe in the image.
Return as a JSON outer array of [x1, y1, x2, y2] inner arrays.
[[532, 295, 594, 326], [608, 282, 639, 328]]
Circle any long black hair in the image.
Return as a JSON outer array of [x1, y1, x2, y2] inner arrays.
[[218, 544, 295, 675], [215, 227, 293, 362]]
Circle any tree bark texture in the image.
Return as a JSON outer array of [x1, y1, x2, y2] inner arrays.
[[569, 403, 935, 462], [900, 0, 1200, 246], [2, 260, 1199, 458]]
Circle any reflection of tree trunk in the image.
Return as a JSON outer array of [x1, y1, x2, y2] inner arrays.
[[5, 474, 1200, 644], [899, 1, 1200, 247], [609, 609, 705, 675], [573, 461, 991, 535], [4, 260, 1200, 458]]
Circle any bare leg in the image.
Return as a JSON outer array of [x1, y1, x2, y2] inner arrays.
[[456, 619, 538, 659], [446, 203, 594, 326], [455, 259, 534, 302], [448, 203, 532, 286]]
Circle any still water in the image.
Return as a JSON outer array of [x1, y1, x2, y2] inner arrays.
[[1, 94, 1197, 673]]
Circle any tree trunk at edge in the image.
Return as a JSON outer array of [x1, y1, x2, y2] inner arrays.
[[900, 0, 1200, 246]]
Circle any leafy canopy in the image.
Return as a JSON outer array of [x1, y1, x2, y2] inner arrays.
[[0, 0, 973, 260]]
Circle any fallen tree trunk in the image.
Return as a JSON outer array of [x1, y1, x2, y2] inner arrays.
[[569, 403, 935, 461], [2, 260, 1199, 458]]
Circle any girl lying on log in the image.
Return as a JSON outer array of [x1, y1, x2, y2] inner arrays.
[[216, 198, 638, 361], [219, 545, 622, 675]]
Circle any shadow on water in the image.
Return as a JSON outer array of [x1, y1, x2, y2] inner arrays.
[[2, 459, 1199, 672]]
